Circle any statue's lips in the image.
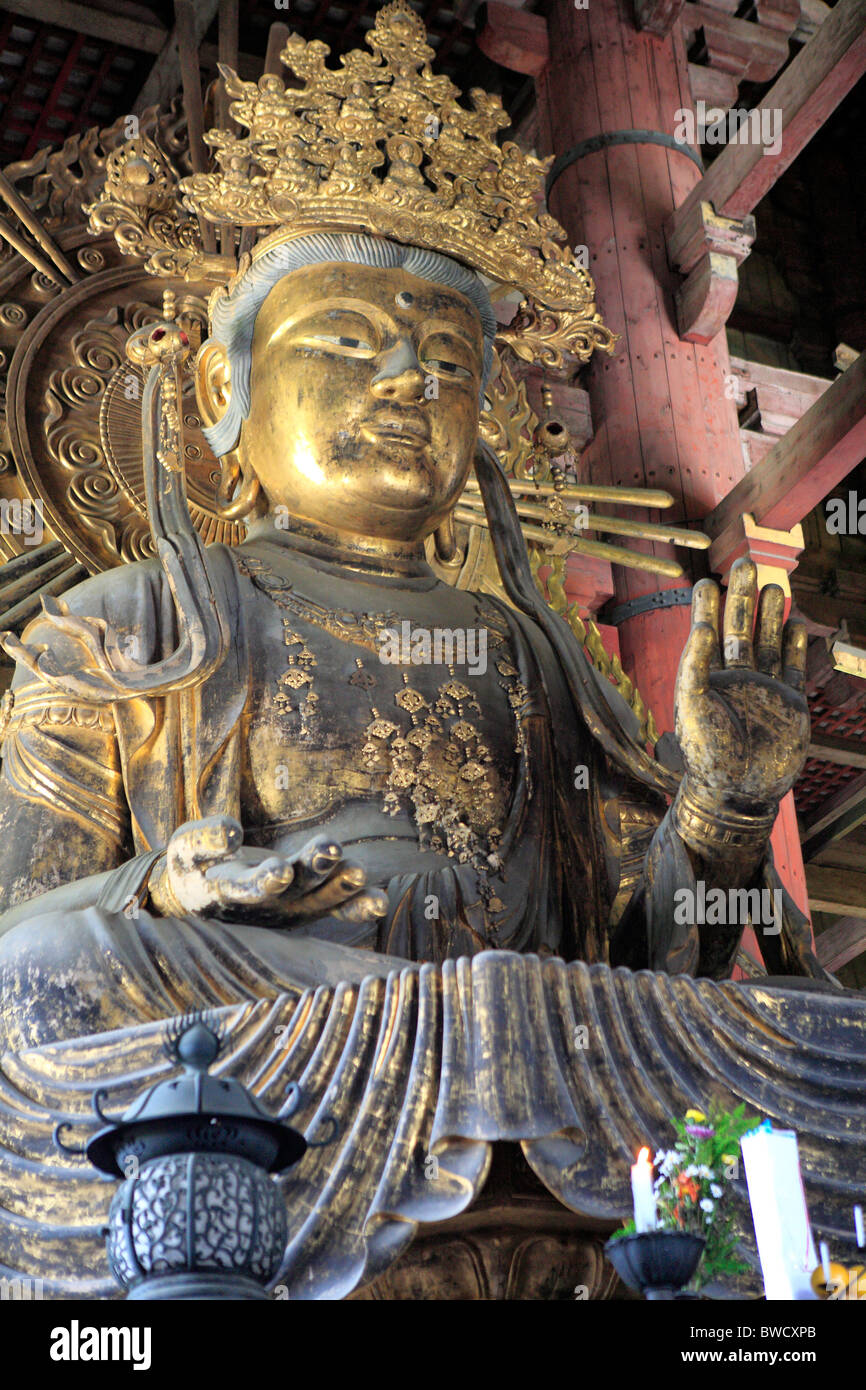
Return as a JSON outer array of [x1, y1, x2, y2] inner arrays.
[[359, 417, 431, 451]]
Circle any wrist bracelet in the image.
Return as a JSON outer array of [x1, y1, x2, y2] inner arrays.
[[672, 782, 776, 856]]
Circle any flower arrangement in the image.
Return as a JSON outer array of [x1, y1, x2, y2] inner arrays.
[[612, 1104, 758, 1290]]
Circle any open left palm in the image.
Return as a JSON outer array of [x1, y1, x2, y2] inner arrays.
[[674, 559, 809, 813]]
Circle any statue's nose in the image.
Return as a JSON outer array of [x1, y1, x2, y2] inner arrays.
[[370, 340, 425, 402]]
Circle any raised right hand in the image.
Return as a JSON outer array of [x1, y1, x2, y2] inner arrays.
[[148, 814, 387, 925]]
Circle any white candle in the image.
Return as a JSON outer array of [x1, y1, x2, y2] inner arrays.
[[855, 1206, 865, 1248], [820, 1242, 832, 1284], [631, 1147, 657, 1233]]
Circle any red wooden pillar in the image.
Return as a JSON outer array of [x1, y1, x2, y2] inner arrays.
[[536, 0, 743, 732], [533, 0, 811, 925]]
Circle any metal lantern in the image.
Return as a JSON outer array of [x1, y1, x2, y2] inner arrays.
[[56, 1017, 330, 1301]]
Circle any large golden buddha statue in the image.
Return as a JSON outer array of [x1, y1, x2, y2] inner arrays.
[[0, 5, 826, 1056]]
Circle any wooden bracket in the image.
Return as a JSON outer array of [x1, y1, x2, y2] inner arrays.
[[633, 0, 686, 37], [476, 2, 550, 78], [708, 511, 804, 599], [665, 199, 755, 344]]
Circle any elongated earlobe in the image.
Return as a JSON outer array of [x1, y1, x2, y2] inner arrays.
[[216, 450, 265, 521], [434, 512, 462, 567]]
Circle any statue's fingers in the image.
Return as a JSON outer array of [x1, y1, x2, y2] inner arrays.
[[755, 583, 786, 677], [206, 854, 294, 905], [172, 814, 244, 869], [781, 618, 808, 693], [289, 836, 344, 892], [284, 862, 369, 918], [722, 558, 757, 668], [691, 580, 722, 670], [0, 632, 43, 675], [676, 622, 717, 722], [331, 888, 389, 923]]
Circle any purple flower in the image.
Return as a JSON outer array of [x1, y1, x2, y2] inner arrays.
[[685, 1124, 715, 1139]]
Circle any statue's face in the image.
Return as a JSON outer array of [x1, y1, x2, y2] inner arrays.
[[231, 261, 484, 545]]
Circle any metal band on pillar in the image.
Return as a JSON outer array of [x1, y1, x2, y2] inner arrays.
[[606, 587, 694, 626], [546, 130, 704, 197]]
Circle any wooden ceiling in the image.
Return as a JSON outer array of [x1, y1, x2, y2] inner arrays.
[[0, 0, 538, 166]]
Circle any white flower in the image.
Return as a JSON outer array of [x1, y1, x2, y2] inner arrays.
[[710, 1184, 723, 1198], [698, 1165, 712, 1179], [654, 1151, 666, 1166], [700, 1198, 715, 1213], [685, 1165, 699, 1178]]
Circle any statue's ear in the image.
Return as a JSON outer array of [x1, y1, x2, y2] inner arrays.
[[195, 341, 231, 430]]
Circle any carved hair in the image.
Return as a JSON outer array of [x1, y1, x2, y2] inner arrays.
[[201, 231, 497, 460]]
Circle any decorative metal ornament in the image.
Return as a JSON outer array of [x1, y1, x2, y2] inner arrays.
[[54, 1017, 334, 1301]]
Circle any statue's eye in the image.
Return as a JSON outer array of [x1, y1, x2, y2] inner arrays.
[[312, 333, 373, 352], [294, 316, 377, 355], [424, 358, 472, 379]]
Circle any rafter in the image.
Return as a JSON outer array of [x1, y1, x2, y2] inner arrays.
[[815, 916, 866, 971], [801, 771, 866, 861], [0, 0, 166, 53], [672, 0, 866, 224], [806, 865, 866, 920], [705, 350, 866, 538], [134, 0, 220, 115]]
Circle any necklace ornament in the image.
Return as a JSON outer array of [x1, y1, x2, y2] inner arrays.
[[235, 550, 519, 917]]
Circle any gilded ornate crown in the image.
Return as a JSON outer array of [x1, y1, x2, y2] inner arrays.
[[87, 0, 615, 369]]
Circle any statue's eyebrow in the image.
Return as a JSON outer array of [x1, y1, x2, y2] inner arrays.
[[418, 317, 480, 350], [266, 296, 381, 344], [266, 296, 480, 355]]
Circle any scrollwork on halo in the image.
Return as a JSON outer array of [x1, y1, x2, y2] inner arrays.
[[30, 270, 57, 297], [76, 246, 105, 273], [55, 365, 103, 404], [119, 523, 156, 564], [68, 471, 120, 514], [0, 302, 27, 329]]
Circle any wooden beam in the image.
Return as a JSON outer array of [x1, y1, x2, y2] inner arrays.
[[216, 0, 238, 130], [176, 0, 207, 174], [704, 350, 866, 537], [263, 21, 291, 77], [806, 866, 866, 920], [682, 3, 791, 82], [134, 0, 220, 114], [807, 732, 866, 770], [676, 0, 866, 222], [801, 770, 866, 860], [634, 0, 686, 37], [0, 0, 166, 52], [687, 62, 739, 110], [815, 915, 866, 970], [476, 3, 549, 78], [174, 0, 216, 254]]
